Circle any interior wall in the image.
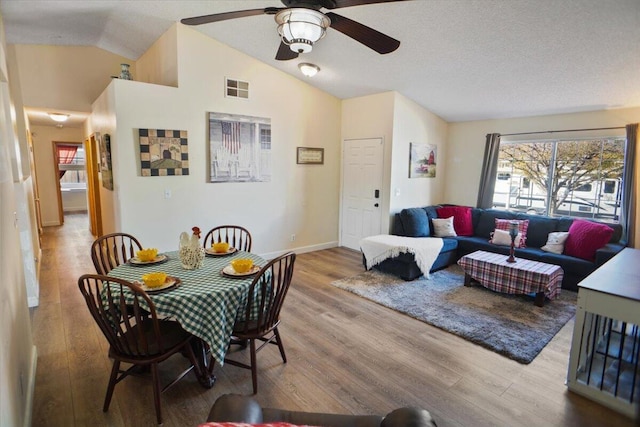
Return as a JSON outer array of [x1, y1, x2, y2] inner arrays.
[[97, 24, 342, 256], [0, 17, 36, 427], [135, 24, 178, 87], [341, 92, 394, 233], [445, 106, 640, 208], [31, 125, 85, 226], [391, 92, 448, 213], [11, 44, 136, 112]]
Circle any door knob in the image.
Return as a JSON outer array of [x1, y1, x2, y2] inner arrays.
[[374, 203, 379, 207]]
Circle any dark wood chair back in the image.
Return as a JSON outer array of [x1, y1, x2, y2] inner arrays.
[[91, 232, 143, 274], [225, 252, 296, 394], [203, 225, 252, 252], [77, 274, 201, 424]]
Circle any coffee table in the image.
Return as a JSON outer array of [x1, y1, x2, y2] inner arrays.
[[457, 250, 563, 307]]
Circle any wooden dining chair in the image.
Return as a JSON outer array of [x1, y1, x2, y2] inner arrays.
[[91, 232, 143, 274], [224, 251, 296, 394], [203, 225, 252, 252], [78, 274, 202, 425]]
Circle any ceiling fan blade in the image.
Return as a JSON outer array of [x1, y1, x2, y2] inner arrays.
[[275, 41, 299, 61], [326, 12, 400, 54], [323, 0, 411, 9], [181, 7, 280, 26]]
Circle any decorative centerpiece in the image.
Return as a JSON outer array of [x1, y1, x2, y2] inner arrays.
[[507, 221, 518, 263], [179, 226, 205, 270]]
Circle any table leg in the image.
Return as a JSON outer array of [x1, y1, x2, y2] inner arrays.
[[190, 339, 216, 388], [464, 273, 473, 287], [534, 292, 545, 307]]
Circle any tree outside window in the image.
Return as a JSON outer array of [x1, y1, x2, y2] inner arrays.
[[492, 138, 625, 223]]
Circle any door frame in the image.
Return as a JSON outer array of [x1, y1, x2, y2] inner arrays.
[[52, 141, 84, 225], [85, 133, 103, 237], [339, 137, 385, 249]]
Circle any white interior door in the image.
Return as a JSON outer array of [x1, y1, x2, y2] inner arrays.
[[341, 138, 384, 250]]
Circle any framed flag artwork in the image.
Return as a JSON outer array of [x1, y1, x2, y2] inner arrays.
[[208, 112, 271, 183]]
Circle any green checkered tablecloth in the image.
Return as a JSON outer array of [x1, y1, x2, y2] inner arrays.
[[107, 250, 265, 365]]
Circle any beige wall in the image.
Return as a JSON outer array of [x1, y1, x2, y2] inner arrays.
[[0, 18, 36, 427], [94, 24, 342, 256], [391, 92, 448, 212], [31, 125, 84, 226], [11, 44, 136, 112], [445, 107, 640, 207], [136, 24, 178, 87]]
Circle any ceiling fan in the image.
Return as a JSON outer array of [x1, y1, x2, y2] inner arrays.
[[181, 0, 408, 61]]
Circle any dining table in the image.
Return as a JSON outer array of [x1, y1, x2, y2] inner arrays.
[[107, 249, 266, 388]]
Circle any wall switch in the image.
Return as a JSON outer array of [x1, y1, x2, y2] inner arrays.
[[290, 234, 296, 242], [164, 189, 172, 199]]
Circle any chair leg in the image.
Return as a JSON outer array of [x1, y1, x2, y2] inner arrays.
[[151, 363, 163, 425], [250, 338, 258, 394], [103, 360, 120, 412], [274, 327, 287, 363]]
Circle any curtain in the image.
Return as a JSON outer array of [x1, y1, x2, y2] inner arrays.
[[476, 133, 501, 208], [620, 123, 638, 247], [57, 145, 78, 179]]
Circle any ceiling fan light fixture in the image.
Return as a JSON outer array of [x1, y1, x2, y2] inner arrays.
[[48, 113, 70, 122], [276, 8, 330, 54], [298, 62, 320, 77]]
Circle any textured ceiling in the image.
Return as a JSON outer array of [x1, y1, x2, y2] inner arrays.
[[2, 0, 640, 123]]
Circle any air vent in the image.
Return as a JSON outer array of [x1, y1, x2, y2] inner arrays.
[[225, 78, 249, 99]]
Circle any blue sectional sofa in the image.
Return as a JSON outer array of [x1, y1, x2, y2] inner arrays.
[[371, 205, 625, 292]]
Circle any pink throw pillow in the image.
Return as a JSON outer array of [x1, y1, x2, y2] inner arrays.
[[494, 219, 529, 248], [436, 206, 473, 236], [563, 219, 614, 261]]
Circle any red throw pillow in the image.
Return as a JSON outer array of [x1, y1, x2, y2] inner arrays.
[[494, 219, 529, 248], [436, 206, 473, 236], [563, 219, 614, 261]]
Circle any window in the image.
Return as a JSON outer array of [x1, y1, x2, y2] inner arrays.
[[58, 145, 86, 189], [260, 127, 271, 150], [491, 138, 625, 223]]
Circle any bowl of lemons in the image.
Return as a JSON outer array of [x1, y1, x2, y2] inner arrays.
[[141, 272, 167, 288], [230, 258, 254, 274], [136, 248, 158, 262]]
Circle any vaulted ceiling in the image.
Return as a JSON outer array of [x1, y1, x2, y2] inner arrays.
[[2, 0, 639, 122]]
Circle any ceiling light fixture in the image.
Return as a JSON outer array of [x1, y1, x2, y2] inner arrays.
[[48, 113, 69, 123], [275, 8, 330, 54], [298, 63, 320, 77]]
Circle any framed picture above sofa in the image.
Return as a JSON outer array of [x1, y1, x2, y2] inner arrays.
[[409, 142, 437, 178]]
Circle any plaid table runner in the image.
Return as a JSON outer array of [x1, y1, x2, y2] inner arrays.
[[108, 250, 265, 365], [457, 250, 563, 300]]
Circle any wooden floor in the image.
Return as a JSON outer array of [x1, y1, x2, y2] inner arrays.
[[31, 213, 635, 427]]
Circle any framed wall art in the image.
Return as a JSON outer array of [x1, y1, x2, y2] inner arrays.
[[208, 112, 271, 183], [138, 129, 189, 176], [99, 133, 113, 190], [409, 142, 437, 178], [296, 147, 324, 165]]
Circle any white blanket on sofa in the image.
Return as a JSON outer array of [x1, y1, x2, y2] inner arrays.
[[359, 235, 444, 279]]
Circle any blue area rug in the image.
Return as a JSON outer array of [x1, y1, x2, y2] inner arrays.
[[331, 265, 577, 364]]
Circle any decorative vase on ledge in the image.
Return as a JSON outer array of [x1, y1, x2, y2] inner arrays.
[[119, 63, 133, 80]]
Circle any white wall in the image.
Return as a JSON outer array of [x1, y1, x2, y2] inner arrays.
[[445, 107, 640, 207], [135, 24, 178, 87], [391, 92, 449, 212], [30, 125, 84, 226], [0, 17, 36, 427], [341, 92, 395, 231], [94, 24, 342, 256]]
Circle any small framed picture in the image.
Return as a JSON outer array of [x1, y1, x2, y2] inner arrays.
[[296, 147, 324, 165]]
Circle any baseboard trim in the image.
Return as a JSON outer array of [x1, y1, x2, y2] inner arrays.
[[259, 241, 339, 260], [23, 345, 37, 427], [42, 221, 60, 227]]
